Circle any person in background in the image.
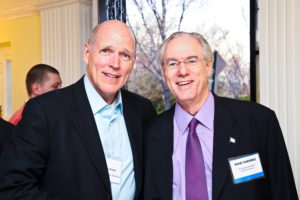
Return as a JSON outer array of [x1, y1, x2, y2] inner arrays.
[[9, 64, 62, 125], [0, 118, 14, 154], [144, 31, 298, 200], [0, 20, 155, 200]]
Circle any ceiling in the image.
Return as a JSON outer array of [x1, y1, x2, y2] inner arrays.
[[0, 0, 40, 21]]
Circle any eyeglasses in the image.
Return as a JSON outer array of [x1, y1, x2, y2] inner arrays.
[[163, 57, 206, 69]]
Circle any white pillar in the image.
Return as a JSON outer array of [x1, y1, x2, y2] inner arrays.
[[37, 0, 92, 86], [92, 0, 98, 28], [260, 0, 300, 193]]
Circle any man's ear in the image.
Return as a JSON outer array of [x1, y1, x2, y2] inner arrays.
[[83, 43, 90, 65], [206, 58, 214, 77], [31, 83, 42, 97]]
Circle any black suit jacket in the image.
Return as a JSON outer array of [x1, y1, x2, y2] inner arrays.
[[0, 118, 14, 154], [144, 95, 298, 200], [0, 77, 156, 200]]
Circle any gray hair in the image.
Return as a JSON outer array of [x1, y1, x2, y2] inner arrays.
[[157, 31, 213, 65]]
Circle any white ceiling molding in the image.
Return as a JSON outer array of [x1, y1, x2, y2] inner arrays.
[[0, 0, 40, 21], [36, 0, 91, 10]]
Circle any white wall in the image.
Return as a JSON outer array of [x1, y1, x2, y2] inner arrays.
[[260, 0, 300, 194]]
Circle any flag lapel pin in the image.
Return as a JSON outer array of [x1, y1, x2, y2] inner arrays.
[[229, 137, 236, 144]]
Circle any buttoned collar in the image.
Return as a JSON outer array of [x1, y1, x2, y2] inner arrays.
[[84, 75, 123, 115], [174, 92, 214, 134]]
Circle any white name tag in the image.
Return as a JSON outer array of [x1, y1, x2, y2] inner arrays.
[[106, 158, 122, 184], [228, 153, 264, 184]]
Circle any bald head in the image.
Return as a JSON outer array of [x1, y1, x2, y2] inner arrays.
[[83, 20, 137, 104], [88, 20, 136, 55]]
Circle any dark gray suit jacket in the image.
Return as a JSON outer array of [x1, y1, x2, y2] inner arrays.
[[0, 118, 14, 154], [144, 95, 298, 200], [0, 77, 156, 200]]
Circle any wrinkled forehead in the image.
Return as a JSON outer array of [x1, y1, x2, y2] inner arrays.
[[91, 22, 136, 53], [164, 36, 203, 59]]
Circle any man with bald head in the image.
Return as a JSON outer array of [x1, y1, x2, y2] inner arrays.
[[0, 20, 155, 200]]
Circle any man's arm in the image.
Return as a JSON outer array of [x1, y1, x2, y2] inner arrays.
[[0, 99, 57, 200], [143, 147, 161, 200], [143, 98, 156, 123], [266, 111, 298, 199], [0, 119, 14, 153]]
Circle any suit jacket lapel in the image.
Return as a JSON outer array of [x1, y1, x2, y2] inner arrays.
[[121, 90, 143, 198], [71, 77, 111, 194], [212, 95, 240, 200], [150, 107, 174, 200]]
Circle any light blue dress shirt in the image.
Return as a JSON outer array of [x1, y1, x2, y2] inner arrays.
[[84, 75, 135, 200]]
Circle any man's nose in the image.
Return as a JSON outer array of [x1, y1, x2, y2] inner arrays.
[[109, 53, 120, 68], [177, 62, 188, 76]]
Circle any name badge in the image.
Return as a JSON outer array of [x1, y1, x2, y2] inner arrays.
[[228, 153, 264, 184], [106, 158, 122, 184]]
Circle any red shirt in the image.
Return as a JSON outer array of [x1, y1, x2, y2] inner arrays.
[[9, 102, 26, 125]]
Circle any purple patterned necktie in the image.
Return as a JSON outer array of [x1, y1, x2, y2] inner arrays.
[[186, 118, 209, 200]]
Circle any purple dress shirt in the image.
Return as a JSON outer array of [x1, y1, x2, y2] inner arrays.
[[172, 92, 215, 200]]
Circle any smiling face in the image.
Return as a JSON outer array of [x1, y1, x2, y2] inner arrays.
[[162, 35, 213, 115], [83, 20, 136, 104]]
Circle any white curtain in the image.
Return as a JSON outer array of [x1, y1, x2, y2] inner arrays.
[[259, 0, 300, 195]]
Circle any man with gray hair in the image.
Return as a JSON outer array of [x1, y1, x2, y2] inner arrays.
[[144, 31, 298, 200]]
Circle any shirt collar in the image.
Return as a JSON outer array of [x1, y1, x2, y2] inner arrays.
[[84, 75, 123, 115], [174, 92, 215, 133]]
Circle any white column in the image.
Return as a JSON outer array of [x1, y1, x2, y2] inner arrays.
[[92, 0, 98, 28], [260, 0, 300, 193], [37, 0, 92, 86]]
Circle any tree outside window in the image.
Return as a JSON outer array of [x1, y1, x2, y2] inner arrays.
[[126, 0, 250, 113]]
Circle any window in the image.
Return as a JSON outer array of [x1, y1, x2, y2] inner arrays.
[[5, 60, 12, 116], [0, 42, 12, 117], [99, 0, 255, 113]]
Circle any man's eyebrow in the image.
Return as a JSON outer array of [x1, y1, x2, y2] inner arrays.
[[165, 58, 178, 63], [186, 56, 199, 59], [100, 46, 133, 55], [101, 45, 113, 49], [122, 48, 133, 55], [165, 56, 199, 63]]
